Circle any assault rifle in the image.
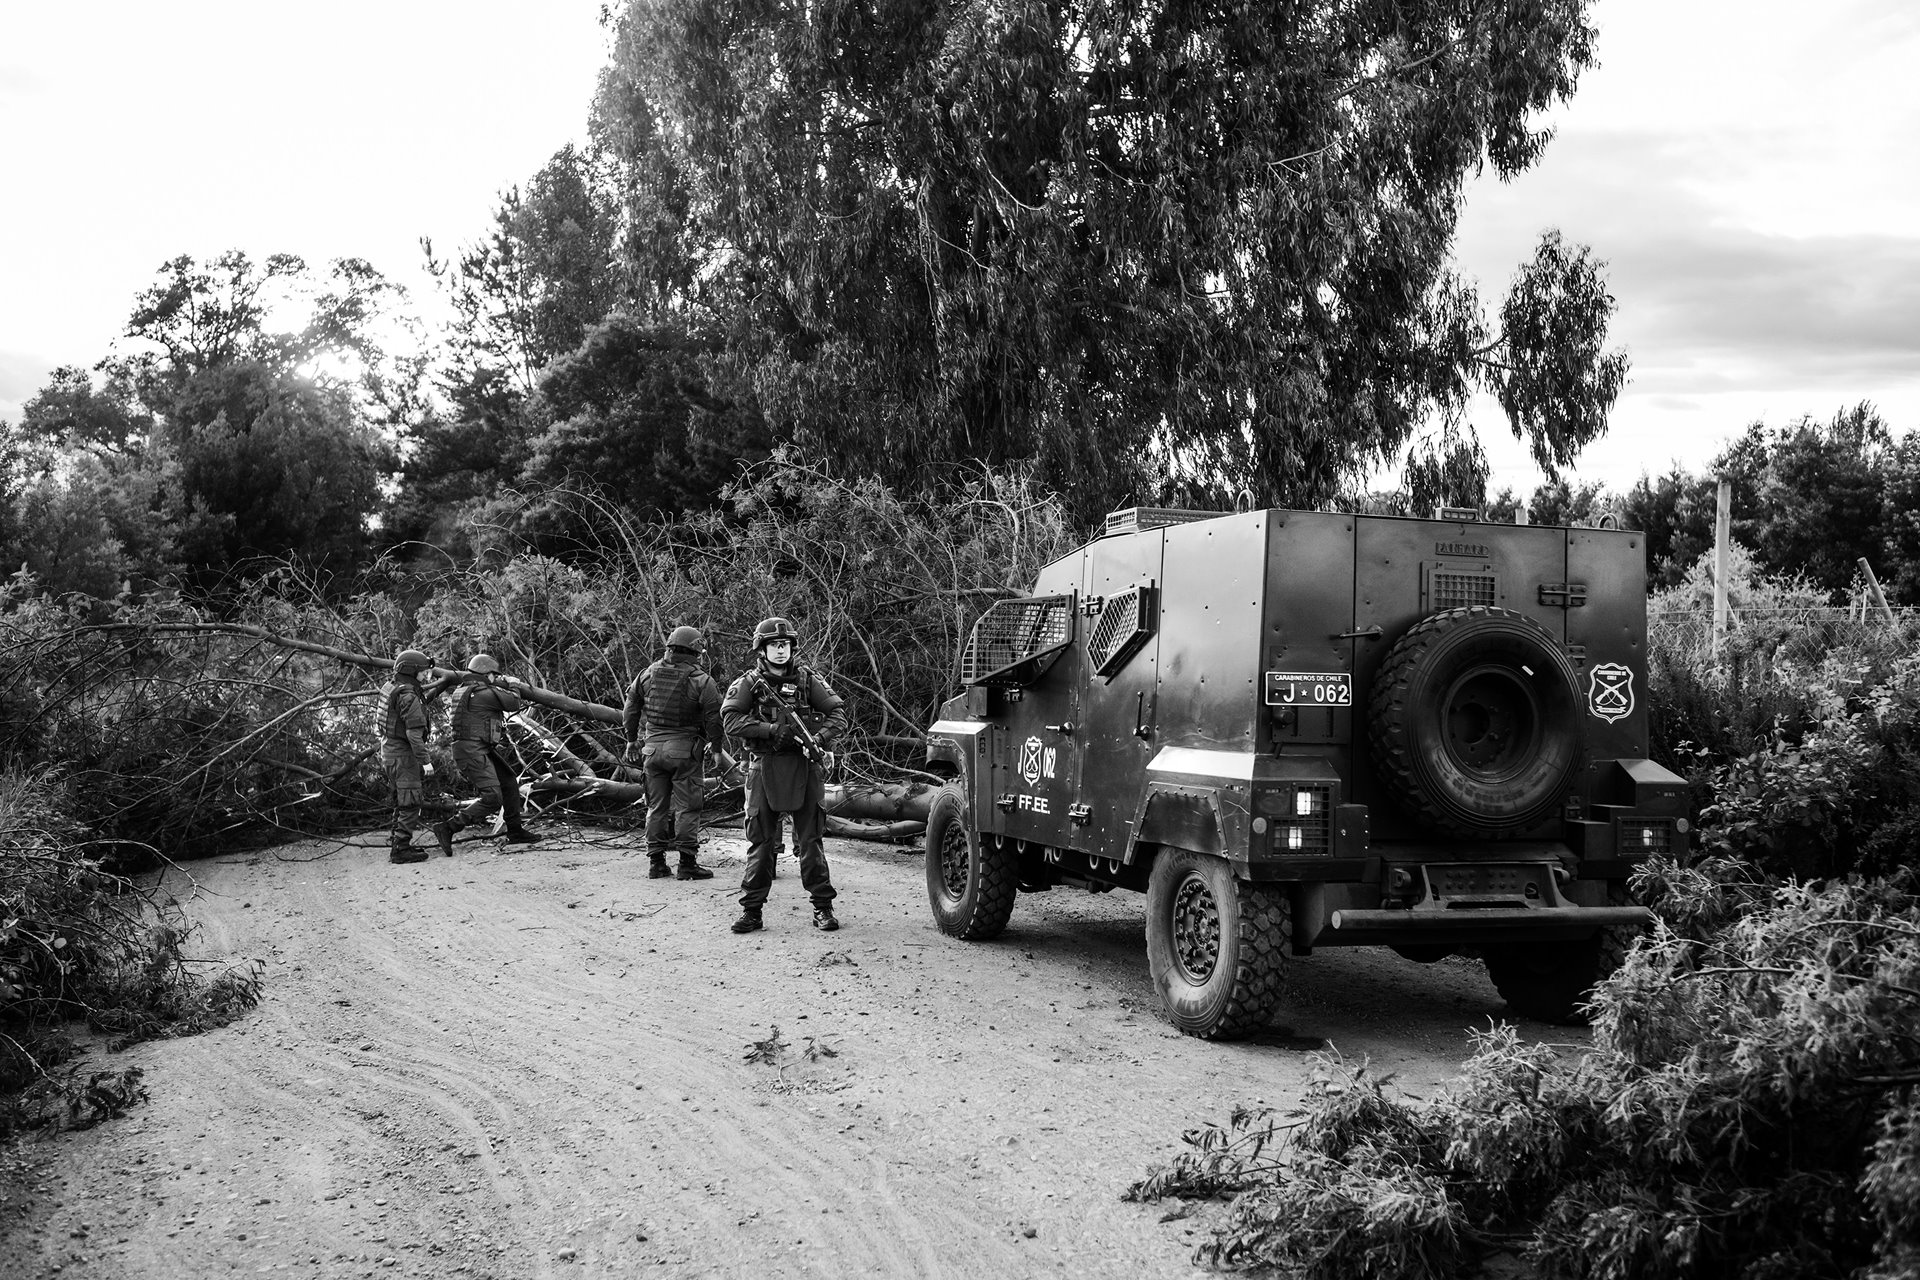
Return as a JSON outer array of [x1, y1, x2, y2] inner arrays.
[[746, 668, 833, 771]]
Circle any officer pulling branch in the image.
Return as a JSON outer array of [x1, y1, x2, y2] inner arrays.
[[376, 648, 438, 864], [431, 653, 541, 855]]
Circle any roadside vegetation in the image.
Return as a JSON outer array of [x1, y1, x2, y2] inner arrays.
[[0, 768, 261, 1135]]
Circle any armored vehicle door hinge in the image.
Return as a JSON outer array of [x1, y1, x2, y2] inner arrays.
[[1067, 803, 1093, 826], [1564, 644, 1588, 666], [1538, 582, 1589, 607], [995, 792, 1018, 813], [1080, 596, 1106, 616]]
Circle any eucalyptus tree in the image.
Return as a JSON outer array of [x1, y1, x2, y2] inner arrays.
[[595, 0, 1627, 521]]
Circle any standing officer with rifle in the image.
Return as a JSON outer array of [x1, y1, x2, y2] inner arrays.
[[430, 653, 541, 855], [721, 617, 848, 933], [623, 625, 725, 881]]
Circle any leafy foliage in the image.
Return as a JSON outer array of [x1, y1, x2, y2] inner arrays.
[[0, 572, 402, 859], [3, 455, 1073, 856], [596, 0, 1624, 521], [3, 252, 418, 593], [0, 769, 261, 1131], [1646, 550, 1920, 882], [1131, 873, 1920, 1277]]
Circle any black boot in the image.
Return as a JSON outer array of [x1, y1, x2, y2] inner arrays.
[[730, 909, 763, 934], [648, 857, 672, 879], [431, 819, 456, 857], [812, 905, 840, 932], [675, 860, 714, 881], [502, 828, 539, 845], [390, 844, 428, 865]]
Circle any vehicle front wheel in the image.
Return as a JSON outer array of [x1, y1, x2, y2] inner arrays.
[[924, 783, 1016, 939], [1144, 848, 1290, 1040]]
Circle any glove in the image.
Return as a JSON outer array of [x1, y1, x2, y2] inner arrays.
[[422, 761, 436, 778], [771, 723, 795, 751]]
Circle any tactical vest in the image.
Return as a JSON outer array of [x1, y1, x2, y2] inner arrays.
[[376, 680, 425, 746], [642, 658, 706, 736], [451, 684, 503, 745]]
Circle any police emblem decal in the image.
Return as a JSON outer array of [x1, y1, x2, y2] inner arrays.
[[1019, 736, 1045, 786], [1588, 662, 1635, 724]]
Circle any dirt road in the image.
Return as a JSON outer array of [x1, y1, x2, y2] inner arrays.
[[0, 824, 1585, 1278]]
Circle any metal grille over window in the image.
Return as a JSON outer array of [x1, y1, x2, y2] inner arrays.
[[961, 595, 1076, 687], [1615, 817, 1676, 857], [1431, 569, 1497, 610], [1087, 585, 1157, 680]]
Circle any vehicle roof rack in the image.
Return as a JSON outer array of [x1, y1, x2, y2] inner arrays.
[[1101, 507, 1225, 537]]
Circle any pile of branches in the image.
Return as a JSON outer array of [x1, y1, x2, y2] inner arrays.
[[1, 766, 262, 1132], [1127, 858, 1920, 1279], [0, 456, 1071, 859]]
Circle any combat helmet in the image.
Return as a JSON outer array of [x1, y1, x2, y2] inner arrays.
[[394, 648, 433, 675], [751, 617, 799, 652], [467, 653, 501, 674], [666, 625, 705, 653]]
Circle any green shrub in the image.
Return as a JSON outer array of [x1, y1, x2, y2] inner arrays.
[[1, 768, 261, 1130], [1129, 869, 1920, 1279]]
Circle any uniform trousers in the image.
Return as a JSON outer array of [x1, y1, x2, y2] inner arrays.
[[450, 739, 523, 831], [381, 745, 426, 849]]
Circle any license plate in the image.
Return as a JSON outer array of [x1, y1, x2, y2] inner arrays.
[[1264, 671, 1352, 707]]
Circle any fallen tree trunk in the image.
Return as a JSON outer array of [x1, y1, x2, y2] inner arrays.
[[527, 774, 932, 836], [824, 782, 938, 823], [824, 815, 927, 841], [82, 621, 630, 726]]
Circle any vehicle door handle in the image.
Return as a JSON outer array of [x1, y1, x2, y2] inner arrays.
[[1333, 626, 1383, 640]]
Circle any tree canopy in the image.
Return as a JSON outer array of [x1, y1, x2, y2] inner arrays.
[[593, 0, 1626, 520], [1, 252, 408, 594]]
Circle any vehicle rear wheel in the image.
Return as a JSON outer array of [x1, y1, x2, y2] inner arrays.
[[1484, 885, 1644, 1024], [924, 783, 1016, 939], [1145, 848, 1289, 1040], [1370, 606, 1586, 836]]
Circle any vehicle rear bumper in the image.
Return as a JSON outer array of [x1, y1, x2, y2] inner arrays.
[[1328, 905, 1654, 933]]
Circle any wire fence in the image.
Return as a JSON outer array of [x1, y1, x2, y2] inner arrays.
[[1648, 606, 1920, 665]]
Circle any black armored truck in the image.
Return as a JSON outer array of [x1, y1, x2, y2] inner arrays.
[[922, 506, 1685, 1039]]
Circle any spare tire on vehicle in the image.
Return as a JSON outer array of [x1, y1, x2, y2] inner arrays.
[[1368, 605, 1584, 837]]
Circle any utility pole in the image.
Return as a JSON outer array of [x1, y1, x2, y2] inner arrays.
[[1712, 479, 1731, 661]]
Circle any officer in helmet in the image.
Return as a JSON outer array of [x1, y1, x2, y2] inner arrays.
[[376, 648, 438, 864], [622, 625, 724, 880], [430, 653, 540, 855], [721, 617, 849, 933]]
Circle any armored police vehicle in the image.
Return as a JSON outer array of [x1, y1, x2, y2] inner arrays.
[[923, 506, 1683, 1039]]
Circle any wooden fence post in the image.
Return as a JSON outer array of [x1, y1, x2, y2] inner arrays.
[[1857, 557, 1896, 624]]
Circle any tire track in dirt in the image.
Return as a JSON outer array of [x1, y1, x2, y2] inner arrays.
[[3, 827, 1585, 1278]]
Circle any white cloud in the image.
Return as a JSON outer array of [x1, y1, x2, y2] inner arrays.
[[0, 1, 610, 402], [1457, 0, 1920, 495]]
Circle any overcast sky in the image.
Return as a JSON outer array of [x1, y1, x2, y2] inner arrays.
[[3, 1, 1917, 497]]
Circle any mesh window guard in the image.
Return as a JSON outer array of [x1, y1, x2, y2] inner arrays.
[[960, 595, 1076, 686]]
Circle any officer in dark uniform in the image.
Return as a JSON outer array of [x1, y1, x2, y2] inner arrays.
[[431, 653, 540, 854], [624, 625, 724, 880], [376, 648, 436, 864], [721, 617, 848, 933]]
